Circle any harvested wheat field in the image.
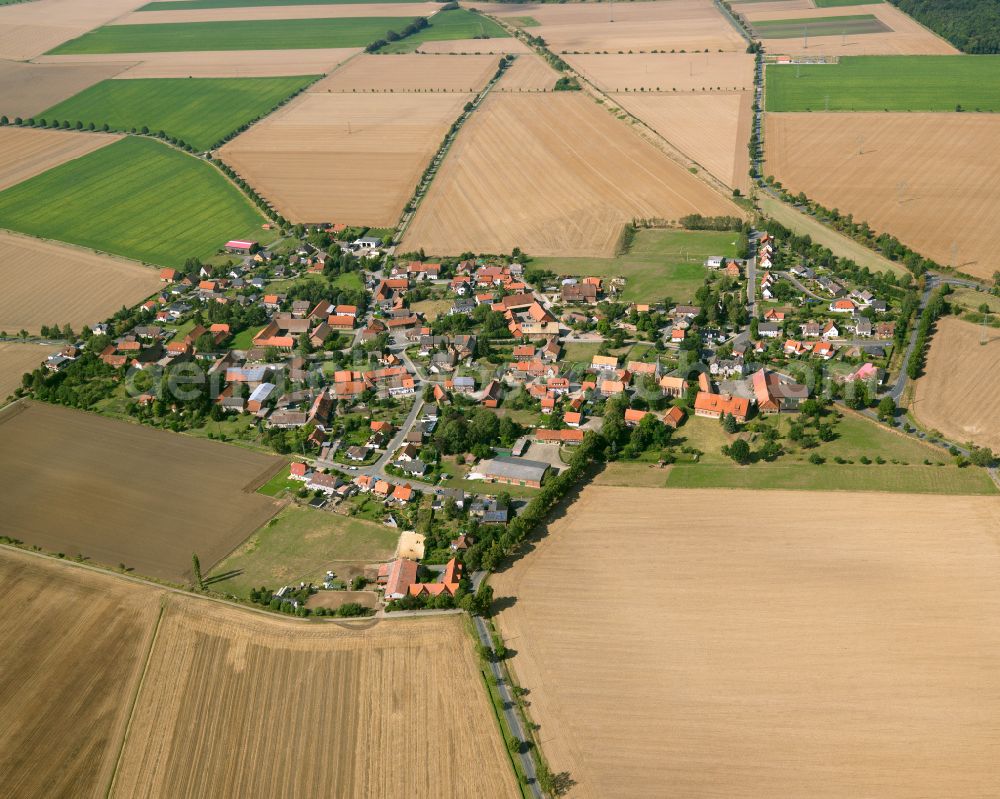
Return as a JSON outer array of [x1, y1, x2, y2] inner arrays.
[[222, 91, 469, 225], [495, 52, 559, 91], [615, 91, 752, 191], [0, 58, 129, 117], [567, 52, 753, 93], [115, 2, 443, 25], [112, 597, 520, 799], [0, 231, 161, 335], [0, 401, 284, 582], [0, 341, 58, 399], [0, 127, 122, 191], [311, 52, 497, 93], [0, 0, 148, 60], [401, 92, 739, 257], [494, 485, 1000, 799], [36, 48, 360, 79], [482, 0, 745, 53], [0, 548, 163, 799], [766, 112, 1000, 280], [744, 2, 956, 56], [913, 316, 1000, 452], [416, 36, 530, 54]]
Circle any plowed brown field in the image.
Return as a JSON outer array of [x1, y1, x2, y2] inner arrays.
[[483, 0, 745, 53], [0, 548, 520, 799], [567, 52, 754, 93], [0, 58, 129, 117], [113, 599, 519, 799], [36, 48, 360, 79], [0, 548, 163, 799], [0, 401, 284, 582], [913, 316, 1000, 451], [765, 113, 1000, 280], [615, 91, 752, 191], [743, 2, 956, 56], [221, 91, 470, 225], [494, 485, 1000, 799], [311, 52, 498, 93], [0, 0, 149, 60], [115, 2, 442, 24], [401, 92, 740, 256], [0, 127, 122, 192], [495, 52, 559, 91], [0, 341, 57, 399], [0, 231, 161, 335]]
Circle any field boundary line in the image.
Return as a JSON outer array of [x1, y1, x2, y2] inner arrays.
[[104, 598, 166, 799]]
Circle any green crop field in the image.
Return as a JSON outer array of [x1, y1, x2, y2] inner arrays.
[[49, 17, 416, 54], [532, 229, 739, 304], [39, 76, 316, 151], [766, 55, 1000, 111], [752, 14, 888, 39], [378, 9, 510, 53], [0, 137, 267, 267], [815, 0, 883, 6], [140, 0, 425, 9]]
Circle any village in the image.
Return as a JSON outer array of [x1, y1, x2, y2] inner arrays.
[[21, 217, 944, 613]]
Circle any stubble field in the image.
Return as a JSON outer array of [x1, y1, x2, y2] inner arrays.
[[741, 2, 956, 55], [36, 47, 360, 78], [0, 341, 58, 399], [483, 0, 745, 53], [401, 92, 740, 257], [0, 548, 520, 799], [494, 52, 558, 91], [912, 316, 1000, 451], [221, 91, 470, 225], [0, 126, 122, 191], [116, 1, 442, 24], [613, 91, 752, 191], [112, 598, 520, 798], [415, 35, 529, 54], [566, 52, 754, 93], [310, 52, 498, 92], [0, 231, 161, 335], [0, 59, 130, 117], [765, 112, 1000, 280], [0, 401, 284, 582], [0, 0, 148, 59], [494, 485, 1000, 799], [0, 548, 163, 799]]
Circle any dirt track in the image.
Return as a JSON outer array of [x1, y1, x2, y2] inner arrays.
[[494, 485, 1000, 798], [401, 92, 740, 257], [766, 112, 1000, 281], [912, 316, 1000, 451]]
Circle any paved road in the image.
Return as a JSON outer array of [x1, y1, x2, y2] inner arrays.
[[473, 614, 543, 798]]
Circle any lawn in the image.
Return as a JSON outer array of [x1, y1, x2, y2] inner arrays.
[[256, 464, 299, 498], [208, 504, 399, 599], [534, 229, 738, 304], [332, 271, 364, 292], [598, 409, 997, 495], [40, 76, 317, 151], [378, 9, 510, 53], [0, 137, 267, 268], [49, 17, 417, 54], [752, 14, 887, 39], [766, 55, 1000, 112], [141, 0, 425, 8], [411, 298, 452, 320]]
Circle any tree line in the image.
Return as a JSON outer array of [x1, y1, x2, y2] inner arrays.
[[889, 0, 1000, 53]]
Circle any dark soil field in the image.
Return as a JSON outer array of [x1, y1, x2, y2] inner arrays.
[[0, 401, 284, 582]]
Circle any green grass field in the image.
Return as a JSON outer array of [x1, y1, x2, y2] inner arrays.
[[752, 14, 888, 39], [141, 0, 425, 9], [766, 55, 1000, 111], [40, 76, 315, 151], [0, 137, 267, 267], [49, 17, 416, 54], [207, 505, 399, 599], [533, 228, 739, 304], [814, 0, 883, 6], [378, 9, 510, 53]]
